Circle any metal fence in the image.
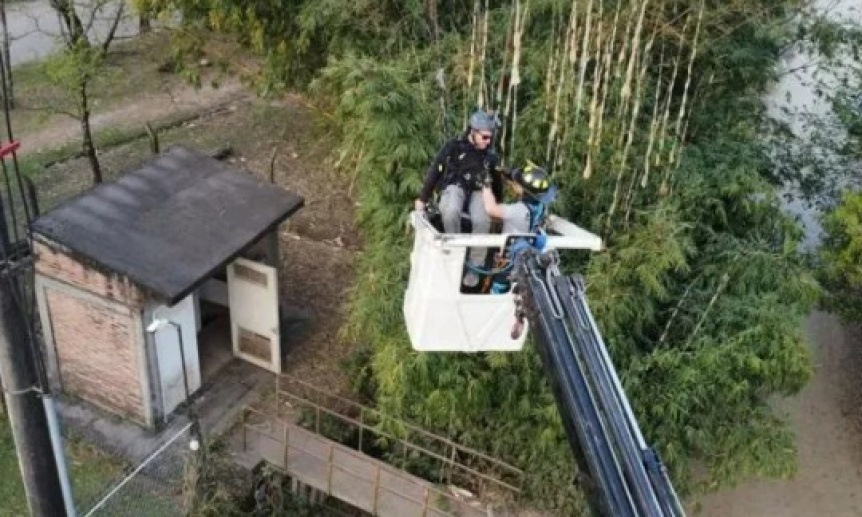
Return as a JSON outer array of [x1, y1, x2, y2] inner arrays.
[[77, 422, 193, 517], [240, 374, 525, 516]]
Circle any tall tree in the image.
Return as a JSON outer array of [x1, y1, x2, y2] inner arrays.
[[45, 0, 127, 184]]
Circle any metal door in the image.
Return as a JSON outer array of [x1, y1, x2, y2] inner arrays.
[[227, 257, 281, 373]]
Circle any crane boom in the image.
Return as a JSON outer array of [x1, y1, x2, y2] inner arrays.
[[512, 248, 685, 517]]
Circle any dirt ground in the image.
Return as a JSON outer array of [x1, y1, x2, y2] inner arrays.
[[693, 311, 862, 516]]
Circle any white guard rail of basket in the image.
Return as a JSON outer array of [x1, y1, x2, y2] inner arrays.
[[403, 210, 602, 353]]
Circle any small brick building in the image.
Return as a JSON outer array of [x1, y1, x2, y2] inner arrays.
[[31, 146, 304, 429]]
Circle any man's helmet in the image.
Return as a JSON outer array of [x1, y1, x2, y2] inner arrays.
[[511, 163, 551, 199], [469, 109, 496, 132]]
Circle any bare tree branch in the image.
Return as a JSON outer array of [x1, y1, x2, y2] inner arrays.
[[101, 2, 125, 54], [83, 2, 98, 37], [50, 0, 89, 48]]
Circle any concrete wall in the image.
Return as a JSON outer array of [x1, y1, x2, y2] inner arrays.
[[34, 239, 154, 428]]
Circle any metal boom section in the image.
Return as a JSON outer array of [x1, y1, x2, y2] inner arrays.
[[512, 249, 685, 517]]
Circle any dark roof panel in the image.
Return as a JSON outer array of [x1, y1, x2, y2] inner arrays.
[[31, 146, 304, 304]]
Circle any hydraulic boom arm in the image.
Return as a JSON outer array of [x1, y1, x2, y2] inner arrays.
[[512, 248, 685, 517]]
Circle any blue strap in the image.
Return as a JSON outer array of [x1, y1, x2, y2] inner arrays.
[[464, 194, 552, 280]]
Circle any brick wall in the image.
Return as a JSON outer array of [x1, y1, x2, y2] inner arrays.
[[45, 290, 146, 425], [34, 238, 150, 426], [34, 239, 147, 307]]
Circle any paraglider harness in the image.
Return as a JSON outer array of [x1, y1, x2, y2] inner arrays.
[[466, 184, 557, 294]]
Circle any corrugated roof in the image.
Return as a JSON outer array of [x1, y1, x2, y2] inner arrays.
[[31, 146, 304, 304]]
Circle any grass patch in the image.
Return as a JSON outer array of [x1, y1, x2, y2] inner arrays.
[[0, 415, 126, 516], [11, 32, 179, 137], [17, 100, 240, 180]]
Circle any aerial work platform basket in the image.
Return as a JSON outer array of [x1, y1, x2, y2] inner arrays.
[[403, 210, 602, 353]]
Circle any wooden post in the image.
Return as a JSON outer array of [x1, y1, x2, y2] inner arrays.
[[422, 487, 430, 517], [438, 443, 447, 484], [358, 407, 364, 452], [327, 443, 334, 494], [372, 467, 381, 514], [447, 445, 456, 485], [241, 408, 247, 452], [283, 425, 290, 470]]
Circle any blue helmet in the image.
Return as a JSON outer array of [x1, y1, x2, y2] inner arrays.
[[469, 110, 496, 132]]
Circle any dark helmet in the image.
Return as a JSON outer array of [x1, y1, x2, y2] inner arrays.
[[511, 163, 551, 199], [469, 109, 496, 132]]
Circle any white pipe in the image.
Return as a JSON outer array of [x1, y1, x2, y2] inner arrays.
[[43, 396, 77, 517]]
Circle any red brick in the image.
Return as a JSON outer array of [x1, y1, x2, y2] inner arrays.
[[34, 240, 146, 307], [46, 288, 146, 424]]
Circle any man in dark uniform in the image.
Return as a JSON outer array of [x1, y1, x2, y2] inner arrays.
[[414, 109, 504, 287]]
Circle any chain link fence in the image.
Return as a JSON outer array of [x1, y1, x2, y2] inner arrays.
[[74, 422, 194, 517]]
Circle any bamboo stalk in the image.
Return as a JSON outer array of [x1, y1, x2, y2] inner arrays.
[[466, 0, 480, 126], [621, 29, 657, 222], [613, 2, 637, 121], [544, 12, 562, 113], [583, 1, 606, 180], [605, 0, 652, 232], [501, 0, 520, 151], [554, 0, 580, 169], [661, 0, 704, 196], [659, 272, 704, 345], [509, 0, 529, 157], [573, 0, 594, 130], [685, 272, 730, 348], [641, 43, 666, 190], [477, 0, 490, 109], [592, 0, 622, 170], [548, 1, 576, 163], [655, 12, 689, 170], [615, 0, 648, 153], [668, 0, 704, 168]]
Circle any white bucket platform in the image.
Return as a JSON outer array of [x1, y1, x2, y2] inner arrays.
[[403, 210, 602, 353]]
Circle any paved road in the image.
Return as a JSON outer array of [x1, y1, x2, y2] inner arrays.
[[7, 0, 140, 66]]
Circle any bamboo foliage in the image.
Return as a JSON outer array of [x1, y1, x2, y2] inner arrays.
[[151, 0, 841, 510]]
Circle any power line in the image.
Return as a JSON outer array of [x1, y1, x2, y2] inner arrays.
[[0, 33, 72, 516]]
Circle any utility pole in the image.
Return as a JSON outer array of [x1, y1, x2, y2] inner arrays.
[[0, 147, 67, 516], [0, 270, 67, 516], [0, 36, 70, 517]]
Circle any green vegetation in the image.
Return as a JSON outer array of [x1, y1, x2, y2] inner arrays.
[[140, 0, 861, 512], [819, 189, 862, 324], [818, 84, 862, 325], [4, 0, 861, 513], [12, 34, 175, 137], [0, 415, 125, 516]]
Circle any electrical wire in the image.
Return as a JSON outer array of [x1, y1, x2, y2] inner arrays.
[[0, 44, 49, 396]]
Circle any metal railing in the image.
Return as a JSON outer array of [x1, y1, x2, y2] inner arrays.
[[240, 374, 525, 515]]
